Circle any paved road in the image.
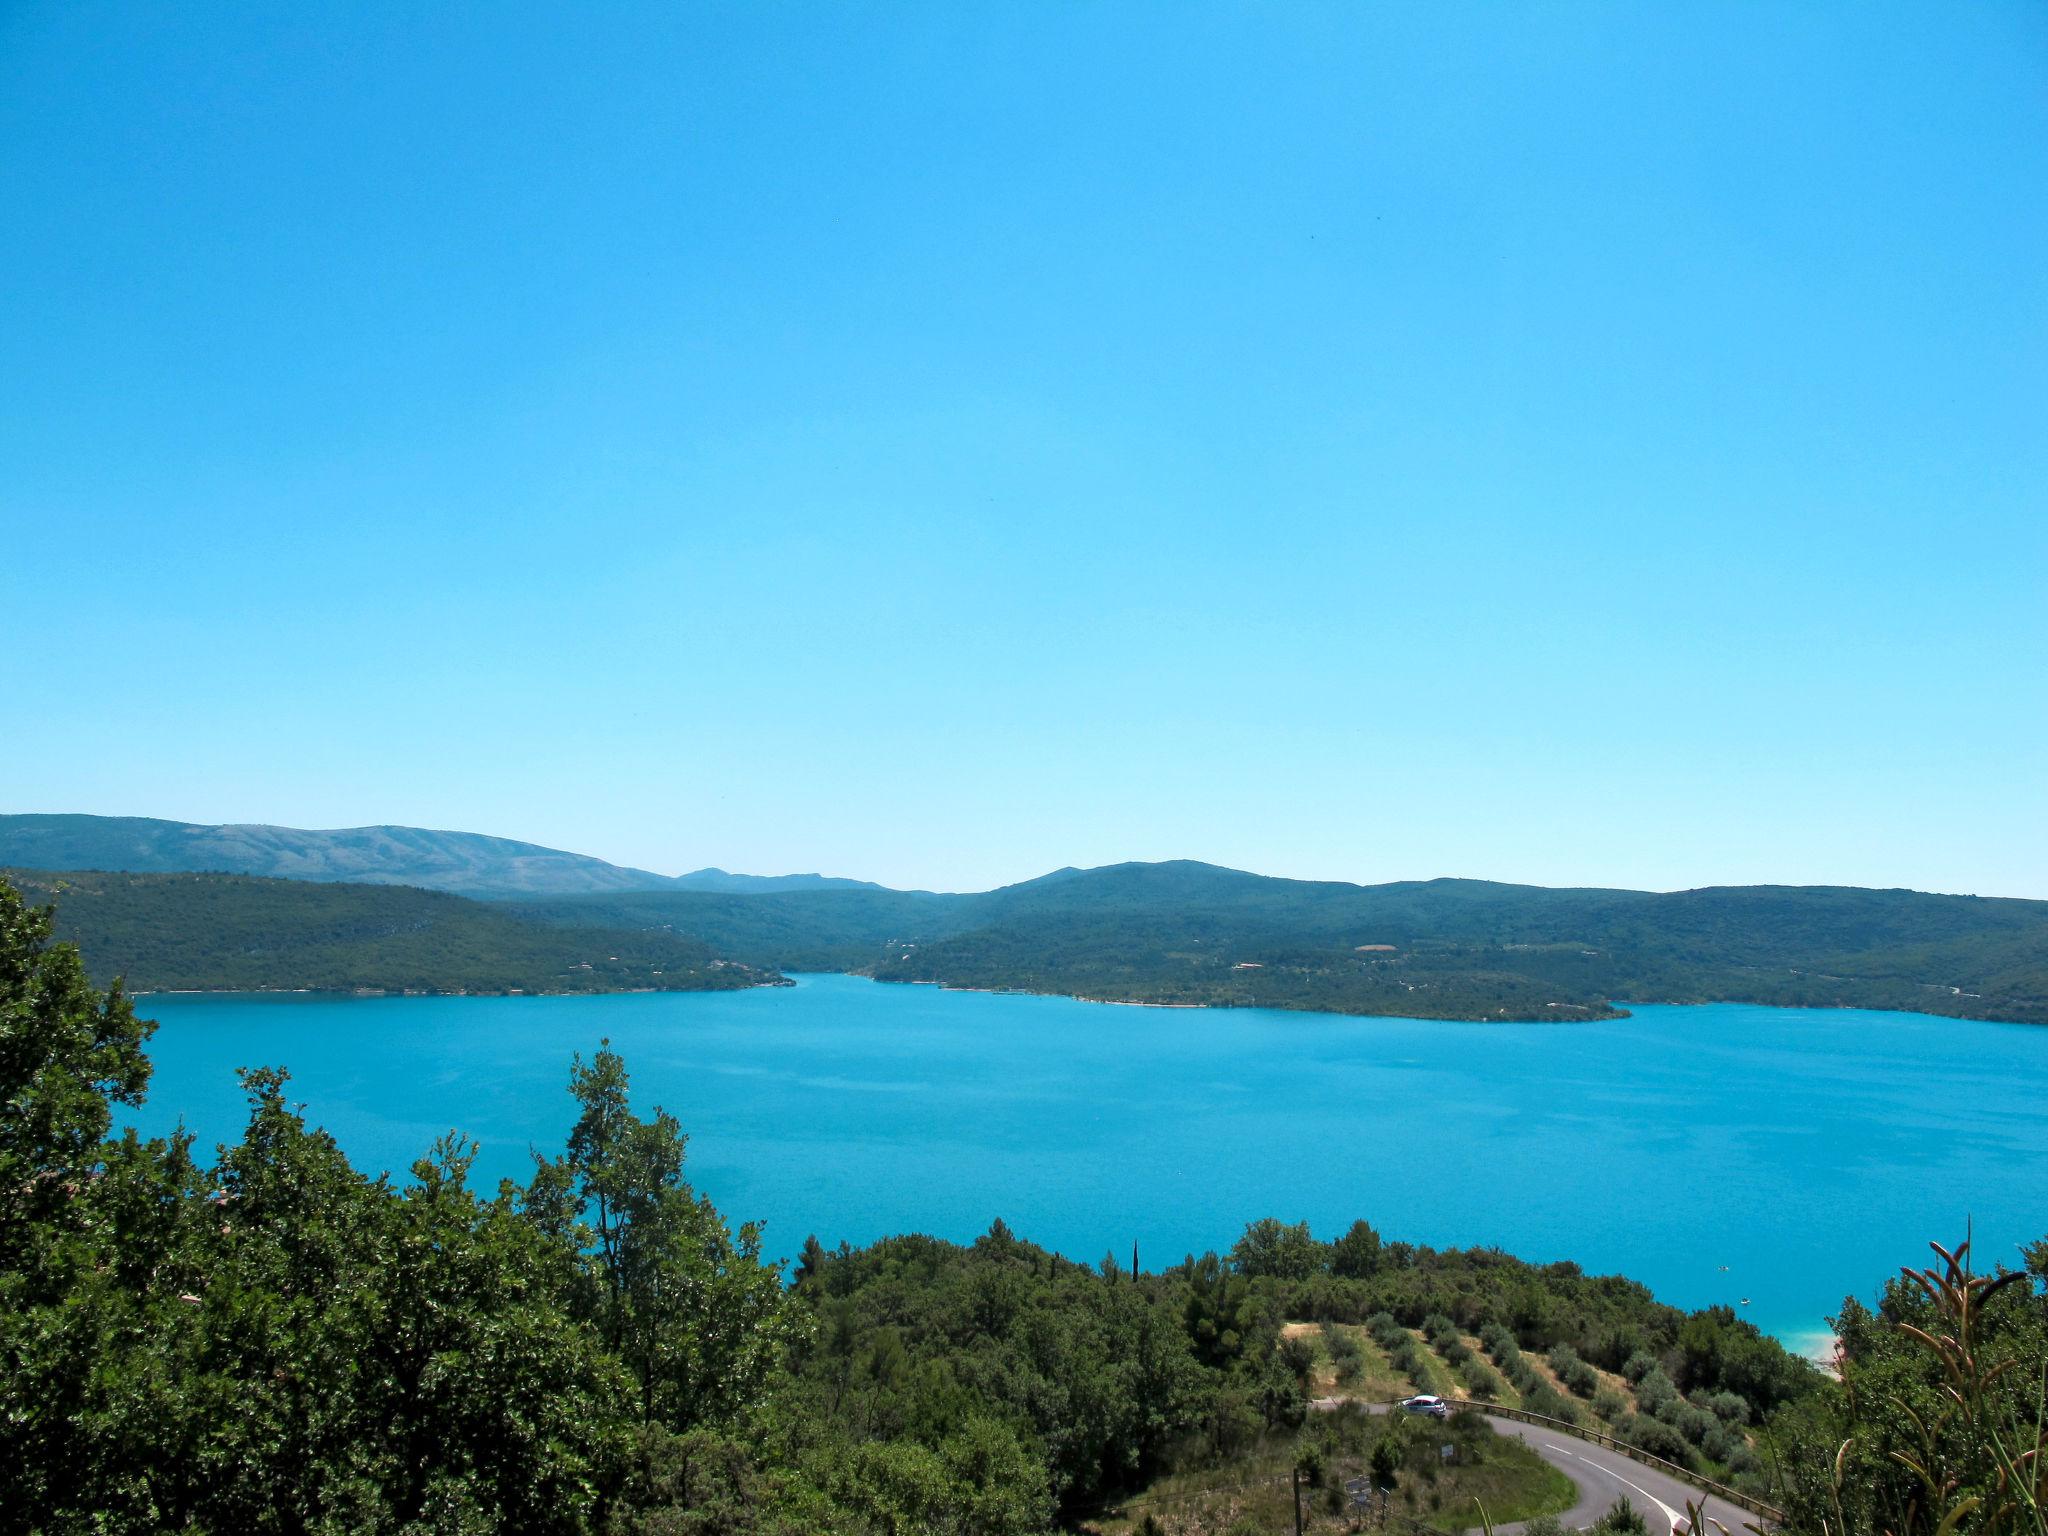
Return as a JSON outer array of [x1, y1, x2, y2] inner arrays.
[[1315, 1400, 1760, 1536]]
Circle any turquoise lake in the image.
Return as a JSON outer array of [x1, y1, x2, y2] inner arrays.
[[127, 974, 2048, 1349]]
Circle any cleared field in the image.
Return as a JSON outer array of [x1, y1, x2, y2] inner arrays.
[[1280, 1321, 1413, 1399]]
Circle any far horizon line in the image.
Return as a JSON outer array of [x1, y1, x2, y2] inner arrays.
[[6, 807, 2041, 905]]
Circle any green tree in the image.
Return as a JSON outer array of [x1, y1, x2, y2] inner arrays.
[[1229, 1217, 1324, 1280], [536, 1042, 796, 1431], [0, 878, 152, 1267], [1331, 1218, 1384, 1279], [1183, 1251, 1260, 1367]]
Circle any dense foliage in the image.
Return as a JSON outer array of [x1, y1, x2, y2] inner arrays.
[[6, 867, 781, 996]]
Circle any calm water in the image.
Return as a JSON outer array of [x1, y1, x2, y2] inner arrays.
[[126, 975, 2048, 1347]]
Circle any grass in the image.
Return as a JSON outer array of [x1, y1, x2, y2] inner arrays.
[[1402, 1432, 1576, 1532], [1082, 1406, 1576, 1536]]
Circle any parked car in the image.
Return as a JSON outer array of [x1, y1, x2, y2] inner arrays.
[[1400, 1394, 1451, 1419]]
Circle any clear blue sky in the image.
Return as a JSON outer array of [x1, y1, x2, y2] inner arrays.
[[3, 3, 2042, 896]]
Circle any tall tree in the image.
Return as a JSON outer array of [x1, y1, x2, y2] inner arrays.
[[535, 1042, 796, 1431]]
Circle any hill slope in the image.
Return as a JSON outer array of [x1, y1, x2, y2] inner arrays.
[[7, 868, 784, 995], [526, 861, 2048, 1024], [869, 863, 2048, 1023]]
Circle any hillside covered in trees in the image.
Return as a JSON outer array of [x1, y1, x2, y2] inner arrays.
[[532, 861, 2048, 1024], [14, 815, 2048, 1021], [4, 868, 782, 996]]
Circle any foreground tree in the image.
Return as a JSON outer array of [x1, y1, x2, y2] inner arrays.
[[532, 1042, 797, 1432]]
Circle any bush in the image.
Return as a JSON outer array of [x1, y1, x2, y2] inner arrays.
[[1621, 1350, 1659, 1384], [1457, 1354, 1504, 1400], [1592, 1497, 1649, 1536], [1617, 1413, 1693, 1464], [1591, 1388, 1629, 1422], [1278, 1332, 1318, 1383], [1634, 1367, 1679, 1414], [1548, 1346, 1600, 1398], [1706, 1390, 1750, 1426], [1325, 1325, 1366, 1384], [1296, 1439, 1328, 1488]]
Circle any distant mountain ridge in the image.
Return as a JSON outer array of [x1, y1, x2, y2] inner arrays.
[[670, 867, 891, 894], [12, 816, 2048, 1024], [0, 815, 874, 899]]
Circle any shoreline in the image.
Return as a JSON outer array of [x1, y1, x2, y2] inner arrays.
[[130, 975, 792, 1001]]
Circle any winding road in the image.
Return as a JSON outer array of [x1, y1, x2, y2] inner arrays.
[[1315, 1399, 1764, 1536]]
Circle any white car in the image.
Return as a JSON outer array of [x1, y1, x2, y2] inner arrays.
[[1400, 1393, 1451, 1419]]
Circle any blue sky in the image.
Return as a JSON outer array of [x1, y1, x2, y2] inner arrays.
[[3, 3, 2042, 896]]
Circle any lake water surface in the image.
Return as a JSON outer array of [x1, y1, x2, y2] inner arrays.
[[127, 974, 2048, 1348]]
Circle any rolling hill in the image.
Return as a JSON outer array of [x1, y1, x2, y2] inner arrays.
[[13, 814, 2046, 1023], [524, 860, 2048, 1024], [6, 868, 784, 996]]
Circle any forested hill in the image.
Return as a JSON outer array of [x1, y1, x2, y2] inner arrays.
[[7, 868, 784, 996], [526, 861, 2048, 1024], [15, 816, 2047, 1021]]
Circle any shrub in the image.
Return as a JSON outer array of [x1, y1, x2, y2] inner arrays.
[[1522, 1380, 1576, 1420], [1591, 1388, 1629, 1422], [1278, 1332, 1317, 1383], [1634, 1367, 1679, 1414], [1706, 1390, 1750, 1426], [1459, 1353, 1506, 1399], [1621, 1350, 1659, 1384], [1618, 1413, 1693, 1464], [1325, 1324, 1366, 1383], [1296, 1439, 1328, 1488], [1592, 1497, 1649, 1536]]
